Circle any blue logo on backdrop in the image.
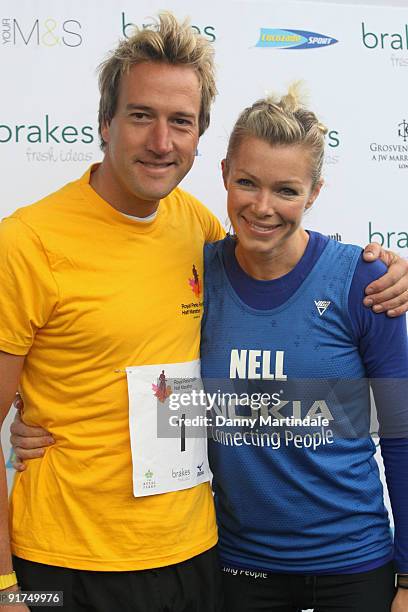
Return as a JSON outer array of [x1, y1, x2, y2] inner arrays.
[[256, 28, 338, 49]]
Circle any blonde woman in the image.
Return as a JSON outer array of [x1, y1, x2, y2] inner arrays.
[[201, 87, 408, 612]]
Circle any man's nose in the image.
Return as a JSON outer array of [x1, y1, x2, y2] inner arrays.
[[146, 120, 173, 156]]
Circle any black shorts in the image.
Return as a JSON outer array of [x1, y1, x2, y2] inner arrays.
[[221, 562, 396, 612], [13, 547, 224, 612]]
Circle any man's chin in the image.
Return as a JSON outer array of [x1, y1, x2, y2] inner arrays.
[[133, 179, 181, 202]]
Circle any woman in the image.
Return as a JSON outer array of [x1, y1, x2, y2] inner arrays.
[[200, 85, 408, 611]]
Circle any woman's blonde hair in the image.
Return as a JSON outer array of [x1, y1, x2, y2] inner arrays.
[[225, 83, 328, 188]]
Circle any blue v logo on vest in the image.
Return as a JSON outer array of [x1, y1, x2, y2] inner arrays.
[[255, 28, 338, 49]]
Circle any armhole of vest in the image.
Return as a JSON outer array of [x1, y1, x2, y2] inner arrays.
[[343, 247, 363, 346]]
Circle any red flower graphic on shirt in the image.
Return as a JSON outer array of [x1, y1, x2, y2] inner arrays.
[[188, 264, 201, 297]]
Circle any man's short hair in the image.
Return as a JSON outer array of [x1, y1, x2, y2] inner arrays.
[[97, 12, 217, 149]]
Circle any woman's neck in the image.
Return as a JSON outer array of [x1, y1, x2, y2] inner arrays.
[[235, 229, 310, 280]]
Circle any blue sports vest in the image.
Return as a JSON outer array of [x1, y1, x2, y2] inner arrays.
[[201, 237, 392, 573]]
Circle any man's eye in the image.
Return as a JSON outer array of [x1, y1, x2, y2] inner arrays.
[[237, 178, 254, 187], [173, 118, 192, 126], [131, 112, 149, 120]]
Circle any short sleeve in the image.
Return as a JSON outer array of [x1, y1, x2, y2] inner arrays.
[[192, 197, 225, 243], [0, 216, 59, 355], [203, 211, 225, 243]]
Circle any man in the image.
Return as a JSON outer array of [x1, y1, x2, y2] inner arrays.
[[0, 14, 223, 612], [1, 11, 408, 612]]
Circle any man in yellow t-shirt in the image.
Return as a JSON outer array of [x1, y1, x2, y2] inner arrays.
[[0, 13, 224, 612]]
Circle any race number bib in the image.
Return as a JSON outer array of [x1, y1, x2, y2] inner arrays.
[[126, 359, 210, 497]]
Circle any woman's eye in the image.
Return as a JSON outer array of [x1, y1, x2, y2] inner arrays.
[[280, 187, 297, 196], [237, 178, 254, 187]]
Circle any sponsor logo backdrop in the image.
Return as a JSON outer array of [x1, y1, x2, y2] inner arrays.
[[1, 0, 406, 555]]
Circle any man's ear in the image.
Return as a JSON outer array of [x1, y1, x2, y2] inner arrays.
[[101, 121, 111, 146], [221, 159, 228, 190], [306, 178, 324, 210]]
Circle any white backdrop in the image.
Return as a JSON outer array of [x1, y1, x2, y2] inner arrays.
[[1, 0, 407, 568]]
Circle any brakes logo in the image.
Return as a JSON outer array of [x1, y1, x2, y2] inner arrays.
[[256, 28, 338, 49]]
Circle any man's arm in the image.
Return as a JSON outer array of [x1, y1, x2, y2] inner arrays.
[[363, 243, 408, 316], [0, 351, 29, 610]]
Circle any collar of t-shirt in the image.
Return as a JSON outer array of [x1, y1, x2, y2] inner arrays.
[[222, 230, 329, 310], [120, 210, 158, 222]]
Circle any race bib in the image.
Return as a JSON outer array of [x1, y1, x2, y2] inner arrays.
[[126, 359, 210, 497]]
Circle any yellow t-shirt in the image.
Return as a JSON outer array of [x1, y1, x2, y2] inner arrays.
[[0, 166, 224, 570]]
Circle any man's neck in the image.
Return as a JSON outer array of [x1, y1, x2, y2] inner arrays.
[[90, 162, 159, 218]]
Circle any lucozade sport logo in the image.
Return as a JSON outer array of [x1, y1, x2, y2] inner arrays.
[[1, 17, 82, 47], [255, 29, 338, 49]]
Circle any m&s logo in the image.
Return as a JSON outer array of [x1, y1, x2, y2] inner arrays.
[[1, 17, 82, 47], [255, 28, 338, 49]]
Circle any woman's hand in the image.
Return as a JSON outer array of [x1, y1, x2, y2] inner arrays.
[[9, 394, 54, 471]]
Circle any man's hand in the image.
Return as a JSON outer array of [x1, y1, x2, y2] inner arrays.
[[10, 395, 54, 471], [363, 243, 408, 317], [391, 587, 408, 611]]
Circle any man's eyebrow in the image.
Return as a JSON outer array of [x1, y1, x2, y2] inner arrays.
[[125, 104, 152, 111], [125, 104, 196, 119], [171, 111, 197, 119]]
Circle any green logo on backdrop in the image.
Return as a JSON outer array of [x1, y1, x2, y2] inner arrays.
[[328, 130, 340, 148], [369, 222, 408, 249], [121, 12, 216, 42], [0, 115, 94, 144], [362, 22, 408, 50]]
